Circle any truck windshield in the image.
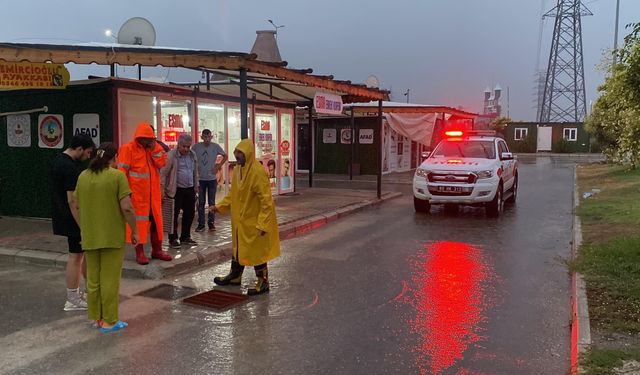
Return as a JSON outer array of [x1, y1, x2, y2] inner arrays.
[[431, 140, 496, 159]]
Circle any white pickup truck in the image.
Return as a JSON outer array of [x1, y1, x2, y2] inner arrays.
[[412, 130, 518, 217]]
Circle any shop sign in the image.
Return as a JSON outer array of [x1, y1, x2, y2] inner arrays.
[[73, 114, 100, 147], [359, 129, 374, 144], [7, 114, 31, 147], [314, 92, 343, 115], [38, 114, 64, 149], [0, 61, 70, 90], [322, 128, 336, 144]]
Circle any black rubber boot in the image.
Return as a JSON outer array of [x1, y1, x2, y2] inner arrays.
[[214, 260, 244, 286], [247, 264, 269, 296]]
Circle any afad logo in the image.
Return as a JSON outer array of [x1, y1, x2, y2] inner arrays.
[[39, 115, 63, 147]]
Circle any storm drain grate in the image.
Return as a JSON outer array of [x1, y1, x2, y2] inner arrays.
[[182, 289, 248, 310], [135, 283, 198, 301]]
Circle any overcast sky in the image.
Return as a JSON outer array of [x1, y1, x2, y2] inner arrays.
[[2, 0, 638, 120]]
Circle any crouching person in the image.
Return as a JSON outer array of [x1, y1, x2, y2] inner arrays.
[[211, 139, 280, 295]]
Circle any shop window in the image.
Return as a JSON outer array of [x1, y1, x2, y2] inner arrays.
[[255, 111, 278, 194], [119, 93, 154, 145], [563, 128, 577, 141], [514, 128, 528, 141], [160, 99, 192, 148]]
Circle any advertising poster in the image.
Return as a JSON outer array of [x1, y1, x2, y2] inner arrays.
[[38, 114, 64, 149], [7, 114, 31, 147], [73, 114, 100, 146]]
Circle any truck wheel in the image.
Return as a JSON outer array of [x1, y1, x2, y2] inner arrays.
[[486, 183, 503, 218], [414, 197, 430, 213]]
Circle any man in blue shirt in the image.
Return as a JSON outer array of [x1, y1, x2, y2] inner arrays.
[[161, 133, 199, 248], [192, 129, 227, 231]]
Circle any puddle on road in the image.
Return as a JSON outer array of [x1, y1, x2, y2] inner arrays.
[[398, 241, 496, 374]]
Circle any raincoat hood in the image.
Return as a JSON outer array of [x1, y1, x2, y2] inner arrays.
[[235, 139, 256, 165], [133, 122, 155, 140]]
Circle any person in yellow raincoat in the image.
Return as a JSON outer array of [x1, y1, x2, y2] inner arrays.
[[211, 139, 280, 295]]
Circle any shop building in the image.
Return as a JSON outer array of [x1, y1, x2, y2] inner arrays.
[[0, 42, 387, 217]]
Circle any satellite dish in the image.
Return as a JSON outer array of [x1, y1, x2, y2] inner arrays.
[[117, 17, 156, 46], [365, 74, 380, 88]]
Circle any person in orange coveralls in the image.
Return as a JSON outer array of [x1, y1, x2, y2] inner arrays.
[[117, 123, 172, 265]]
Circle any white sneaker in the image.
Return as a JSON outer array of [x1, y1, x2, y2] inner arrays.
[[63, 298, 87, 311]]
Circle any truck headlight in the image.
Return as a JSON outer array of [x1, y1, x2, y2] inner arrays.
[[476, 170, 493, 179], [415, 168, 430, 178]]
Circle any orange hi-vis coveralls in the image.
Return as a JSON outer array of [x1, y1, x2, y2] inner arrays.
[[116, 123, 167, 244]]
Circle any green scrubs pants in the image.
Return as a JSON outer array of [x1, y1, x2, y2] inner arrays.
[[85, 247, 125, 325]]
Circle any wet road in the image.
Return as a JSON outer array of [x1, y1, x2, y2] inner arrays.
[[0, 156, 581, 374]]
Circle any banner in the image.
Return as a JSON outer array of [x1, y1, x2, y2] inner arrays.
[[0, 61, 70, 90], [314, 92, 343, 115], [38, 114, 64, 149], [7, 114, 31, 147]]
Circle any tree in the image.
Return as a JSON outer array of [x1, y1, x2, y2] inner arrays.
[[586, 23, 640, 168], [489, 116, 512, 137]]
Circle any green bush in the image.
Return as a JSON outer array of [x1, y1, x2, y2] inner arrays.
[[510, 134, 536, 153]]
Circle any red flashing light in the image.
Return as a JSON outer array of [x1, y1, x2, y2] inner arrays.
[[445, 130, 464, 137]]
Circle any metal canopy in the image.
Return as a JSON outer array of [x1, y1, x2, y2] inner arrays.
[[0, 42, 388, 103]]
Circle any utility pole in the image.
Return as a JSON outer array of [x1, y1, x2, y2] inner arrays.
[[403, 89, 410, 104]]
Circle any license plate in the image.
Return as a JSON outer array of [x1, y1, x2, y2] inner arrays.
[[437, 186, 462, 193]]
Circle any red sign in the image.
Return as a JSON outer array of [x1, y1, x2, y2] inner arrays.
[[260, 120, 271, 131]]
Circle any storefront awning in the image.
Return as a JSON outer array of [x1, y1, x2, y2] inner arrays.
[[0, 42, 388, 103]]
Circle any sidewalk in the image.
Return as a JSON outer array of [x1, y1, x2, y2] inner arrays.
[[0, 187, 401, 279]]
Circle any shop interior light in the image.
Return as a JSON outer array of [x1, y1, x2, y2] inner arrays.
[[198, 104, 224, 110]]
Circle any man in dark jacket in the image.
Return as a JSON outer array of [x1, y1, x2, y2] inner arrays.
[[51, 134, 95, 311]]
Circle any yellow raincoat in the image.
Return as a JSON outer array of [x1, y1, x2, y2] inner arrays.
[[216, 139, 281, 266]]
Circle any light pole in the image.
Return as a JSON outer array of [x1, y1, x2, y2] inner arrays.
[[614, 0, 620, 65], [403, 89, 410, 103], [104, 29, 118, 77]]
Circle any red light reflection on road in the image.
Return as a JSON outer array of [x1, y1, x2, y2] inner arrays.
[[405, 241, 491, 374]]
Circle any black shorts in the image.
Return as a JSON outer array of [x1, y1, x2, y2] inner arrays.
[[67, 236, 83, 254]]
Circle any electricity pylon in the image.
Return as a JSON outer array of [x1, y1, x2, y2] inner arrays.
[[539, 0, 592, 123]]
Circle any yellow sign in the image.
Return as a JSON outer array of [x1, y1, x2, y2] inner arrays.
[[0, 61, 70, 89]]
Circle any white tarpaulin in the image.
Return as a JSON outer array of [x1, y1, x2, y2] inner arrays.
[[383, 112, 447, 145]]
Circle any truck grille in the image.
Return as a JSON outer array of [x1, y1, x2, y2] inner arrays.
[[427, 171, 477, 184]]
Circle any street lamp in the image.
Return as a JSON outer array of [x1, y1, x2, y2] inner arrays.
[[267, 19, 285, 39], [404, 89, 410, 104]]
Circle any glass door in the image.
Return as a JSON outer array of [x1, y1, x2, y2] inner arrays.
[[198, 102, 226, 202]]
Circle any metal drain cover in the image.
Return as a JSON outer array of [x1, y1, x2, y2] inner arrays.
[[135, 283, 198, 301], [182, 289, 248, 310]]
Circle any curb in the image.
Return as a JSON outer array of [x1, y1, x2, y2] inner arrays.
[[0, 191, 403, 279], [571, 166, 591, 374]]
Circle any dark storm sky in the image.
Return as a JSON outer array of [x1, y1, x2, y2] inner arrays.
[[2, 0, 638, 120]]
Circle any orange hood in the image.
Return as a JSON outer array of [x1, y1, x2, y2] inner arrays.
[[133, 122, 155, 140]]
